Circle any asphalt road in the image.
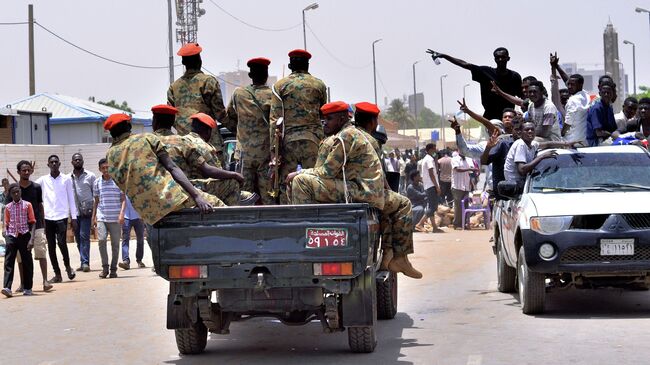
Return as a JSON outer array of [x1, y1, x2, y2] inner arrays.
[[2, 229, 650, 365]]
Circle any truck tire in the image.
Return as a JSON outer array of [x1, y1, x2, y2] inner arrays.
[[517, 247, 545, 315], [377, 272, 398, 319], [496, 236, 516, 293], [175, 320, 208, 355], [348, 326, 377, 353]]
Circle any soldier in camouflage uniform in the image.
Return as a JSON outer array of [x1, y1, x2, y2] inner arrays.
[[167, 43, 226, 166], [103, 113, 219, 225], [354, 102, 421, 279], [222, 57, 274, 205], [269, 49, 327, 204], [150, 106, 242, 206]]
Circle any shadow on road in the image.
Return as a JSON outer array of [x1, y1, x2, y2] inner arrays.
[[164, 312, 430, 365]]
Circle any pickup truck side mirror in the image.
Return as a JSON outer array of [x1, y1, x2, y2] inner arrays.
[[372, 125, 388, 146], [497, 180, 521, 200]]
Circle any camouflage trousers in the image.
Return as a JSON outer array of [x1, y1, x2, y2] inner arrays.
[[381, 190, 414, 256], [242, 157, 274, 205], [279, 140, 319, 205], [178, 191, 227, 209], [191, 178, 240, 206], [290, 174, 359, 205]]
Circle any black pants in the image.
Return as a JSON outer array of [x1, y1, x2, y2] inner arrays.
[[425, 186, 439, 217], [3, 233, 33, 290], [45, 218, 70, 276], [439, 181, 453, 206]]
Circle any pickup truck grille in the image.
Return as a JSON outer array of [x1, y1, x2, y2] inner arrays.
[[622, 214, 650, 230], [561, 246, 650, 263]]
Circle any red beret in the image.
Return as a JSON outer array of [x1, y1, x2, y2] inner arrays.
[[190, 113, 216, 129], [104, 113, 131, 131], [177, 43, 202, 57], [247, 57, 271, 67], [321, 101, 349, 116], [354, 102, 380, 116], [151, 104, 178, 115], [288, 49, 312, 60]]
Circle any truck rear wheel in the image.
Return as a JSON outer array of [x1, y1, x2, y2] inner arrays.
[[497, 236, 516, 293], [377, 272, 398, 319], [517, 247, 545, 315], [175, 320, 208, 355], [348, 326, 377, 353]]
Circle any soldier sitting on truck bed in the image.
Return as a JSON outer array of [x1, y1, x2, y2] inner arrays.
[[104, 113, 221, 225], [353, 102, 422, 279], [150, 105, 243, 206], [287, 101, 422, 279]]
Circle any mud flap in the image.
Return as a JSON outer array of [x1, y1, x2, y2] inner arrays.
[[341, 267, 377, 327], [166, 283, 198, 329]]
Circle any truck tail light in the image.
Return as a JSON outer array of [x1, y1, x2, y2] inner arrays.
[[313, 262, 353, 276], [169, 265, 208, 279]]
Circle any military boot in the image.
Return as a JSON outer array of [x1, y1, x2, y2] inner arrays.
[[388, 255, 423, 279]]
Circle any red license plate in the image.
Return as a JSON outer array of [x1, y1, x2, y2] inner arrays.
[[306, 228, 348, 248]]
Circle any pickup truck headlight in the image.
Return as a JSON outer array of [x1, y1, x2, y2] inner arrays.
[[530, 216, 573, 235]]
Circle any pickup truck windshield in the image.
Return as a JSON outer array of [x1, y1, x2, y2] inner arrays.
[[530, 152, 650, 192]]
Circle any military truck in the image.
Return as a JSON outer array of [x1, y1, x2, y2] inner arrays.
[[150, 203, 397, 354]]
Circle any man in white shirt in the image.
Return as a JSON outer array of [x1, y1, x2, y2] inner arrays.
[[416, 143, 443, 232], [36, 155, 78, 283], [561, 74, 590, 145], [451, 154, 476, 229], [615, 97, 639, 132]]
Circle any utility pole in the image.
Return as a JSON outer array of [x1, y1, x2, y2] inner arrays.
[[302, 3, 319, 50], [440, 74, 448, 145], [372, 39, 382, 105], [28, 4, 35, 95], [167, 0, 175, 84], [412, 61, 419, 151]]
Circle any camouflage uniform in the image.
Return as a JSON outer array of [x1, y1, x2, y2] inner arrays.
[[167, 69, 226, 163], [291, 121, 384, 210], [153, 129, 239, 206], [106, 132, 224, 225], [357, 127, 414, 255], [223, 84, 274, 205], [270, 70, 327, 204]]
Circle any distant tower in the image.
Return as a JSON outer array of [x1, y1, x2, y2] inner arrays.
[[603, 20, 623, 112], [175, 0, 206, 45]]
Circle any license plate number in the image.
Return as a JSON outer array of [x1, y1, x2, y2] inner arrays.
[[600, 239, 635, 256], [306, 228, 348, 248]]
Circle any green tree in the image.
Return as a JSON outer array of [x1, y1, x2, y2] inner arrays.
[[385, 99, 413, 129], [633, 86, 650, 100], [418, 107, 443, 128], [96, 99, 134, 113]]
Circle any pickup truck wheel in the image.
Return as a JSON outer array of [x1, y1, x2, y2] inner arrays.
[[377, 272, 398, 319], [496, 236, 516, 293], [348, 326, 377, 353], [175, 320, 208, 355], [517, 247, 545, 314]]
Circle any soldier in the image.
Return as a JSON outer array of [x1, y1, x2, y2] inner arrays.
[[167, 42, 226, 166], [354, 102, 422, 279], [104, 113, 219, 225], [222, 57, 274, 205], [270, 49, 327, 204], [150, 105, 242, 206]]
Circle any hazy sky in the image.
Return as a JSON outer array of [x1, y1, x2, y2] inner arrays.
[[2, 0, 650, 117]]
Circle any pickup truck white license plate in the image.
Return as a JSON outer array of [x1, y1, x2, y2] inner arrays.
[[600, 239, 635, 256], [306, 228, 348, 248]]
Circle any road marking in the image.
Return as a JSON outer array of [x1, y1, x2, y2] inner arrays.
[[467, 354, 482, 365]]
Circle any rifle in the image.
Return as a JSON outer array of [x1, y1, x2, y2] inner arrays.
[[268, 84, 285, 201]]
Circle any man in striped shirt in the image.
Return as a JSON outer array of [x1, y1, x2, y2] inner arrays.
[[92, 158, 124, 279]]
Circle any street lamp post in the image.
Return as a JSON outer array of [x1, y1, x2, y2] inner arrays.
[[636, 7, 650, 40], [372, 39, 382, 105], [623, 40, 637, 95], [462, 83, 470, 122], [302, 3, 319, 50], [440, 74, 448, 145], [412, 61, 420, 151]]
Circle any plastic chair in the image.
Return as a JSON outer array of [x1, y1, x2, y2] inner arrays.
[[461, 191, 491, 230]]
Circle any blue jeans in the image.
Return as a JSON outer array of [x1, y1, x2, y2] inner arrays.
[[121, 218, 145, 263], [74, 216, 92, 266]]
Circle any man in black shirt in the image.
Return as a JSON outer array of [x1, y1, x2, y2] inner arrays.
[[5, 161, 52, 292], [428, 47, 523, 120]]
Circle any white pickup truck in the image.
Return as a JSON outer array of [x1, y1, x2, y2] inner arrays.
[[493, 145, 650, 314]]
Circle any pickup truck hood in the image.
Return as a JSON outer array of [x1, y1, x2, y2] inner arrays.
[[528, 191, 650, 216]]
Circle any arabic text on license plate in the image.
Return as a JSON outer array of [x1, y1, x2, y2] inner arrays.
[[600, 239, 634, 256], [306, 228, 348, 248]]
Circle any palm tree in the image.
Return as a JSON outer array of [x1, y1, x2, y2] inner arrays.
[[385, 99, 413, 131]]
